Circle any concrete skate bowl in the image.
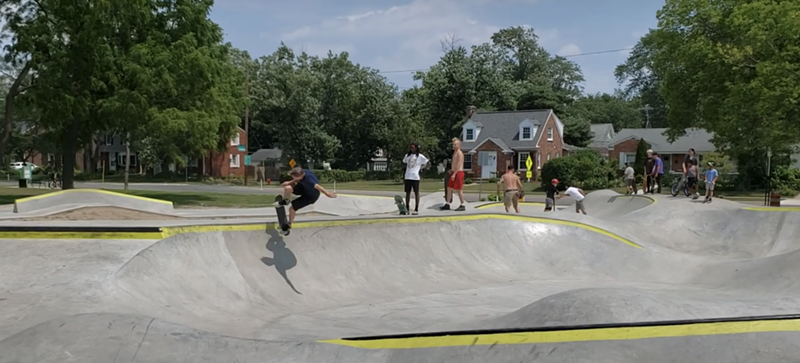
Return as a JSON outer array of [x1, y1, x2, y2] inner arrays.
[[312, 193, 398, 215], [4, 216, 800, 362], [12, 188, 174, 215], [607, 199, 800, 258], [472, 189, 654, 219]]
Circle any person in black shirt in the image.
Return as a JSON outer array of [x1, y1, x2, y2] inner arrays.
[[644, 149, 656, 194], [544, 178, 560, 212], [683, 148, 698, 176]]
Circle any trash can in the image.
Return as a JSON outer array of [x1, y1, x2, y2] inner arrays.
[[18, 178, 27, 188], [770, 191, 781, 207]]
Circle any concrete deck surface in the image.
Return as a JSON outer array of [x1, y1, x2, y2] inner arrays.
[[1, 190, 799, 362]]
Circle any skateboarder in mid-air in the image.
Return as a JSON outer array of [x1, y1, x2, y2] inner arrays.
[[278, 166, 336, 232]]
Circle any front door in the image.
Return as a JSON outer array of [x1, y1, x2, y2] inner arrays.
[[480, 151, 497, 179]]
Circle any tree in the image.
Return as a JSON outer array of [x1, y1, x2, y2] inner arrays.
[[614, 32, 668, 128], [572, 92, 643, 131], [646, 0, 800, 155], [3, 0, 245, 188], [634, 139, 651, 177]]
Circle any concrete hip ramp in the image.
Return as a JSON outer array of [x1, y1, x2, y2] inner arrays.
[[12, 188, 174, 214], [4, 214, 800, 362]]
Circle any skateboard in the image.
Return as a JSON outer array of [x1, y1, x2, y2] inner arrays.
[[274, 195, 291, 235], [394, 195, 408, 215]]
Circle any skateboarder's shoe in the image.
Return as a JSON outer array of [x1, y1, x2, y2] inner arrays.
[[412, 210, 418, 215], [454, 205, 466, 211], [439, 204, 451, 210]]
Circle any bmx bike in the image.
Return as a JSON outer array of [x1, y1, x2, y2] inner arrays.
[[670, 174, 691, 197], [48, 177, 62, 189]]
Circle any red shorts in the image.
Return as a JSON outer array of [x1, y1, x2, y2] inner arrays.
[[447, 170, 465, 190]]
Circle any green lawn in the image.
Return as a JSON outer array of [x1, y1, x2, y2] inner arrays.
[[0, 187, 275, 208]]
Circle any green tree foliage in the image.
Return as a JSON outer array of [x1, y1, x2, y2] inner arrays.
[[540, 149, 617, 190], [634, 139, 651, 176], [2, 0, 245, 188], [571, 92, 643, 131], [614, 33, 668, 129], [645, 0, 800, 155]]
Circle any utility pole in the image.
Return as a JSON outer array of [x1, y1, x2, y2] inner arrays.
[[243, 67, 250, 186], [640, 104, 653, 128]]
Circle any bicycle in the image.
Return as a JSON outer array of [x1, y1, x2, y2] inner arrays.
[[670, 174, 691, 197], [48, 174, 62, 189]]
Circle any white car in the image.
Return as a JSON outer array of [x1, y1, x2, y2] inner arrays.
[[9, 162, 39, 170]]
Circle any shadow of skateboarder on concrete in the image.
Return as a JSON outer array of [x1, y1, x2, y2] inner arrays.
[[260, 229, 302, 295]]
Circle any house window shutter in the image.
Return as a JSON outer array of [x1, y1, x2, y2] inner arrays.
[[619, 153, 625, 169]]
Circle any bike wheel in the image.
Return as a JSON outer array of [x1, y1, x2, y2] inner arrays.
[[684, 186, 691, 197], [670, 182, 680, 197], [47, 181, 55, 189]]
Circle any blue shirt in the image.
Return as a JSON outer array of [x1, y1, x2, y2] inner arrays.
[[299, 169, 319, 190], [654, 158, 664, 174], [705, 168, 718, 182]]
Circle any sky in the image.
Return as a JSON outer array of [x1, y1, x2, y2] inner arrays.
[[213, 0, 665, 95]]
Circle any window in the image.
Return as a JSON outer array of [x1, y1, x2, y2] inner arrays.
[[547, 127, 553, 141], [231, 133, 240, 146], [104, 134, 114, 145], [465, 128, 475, 141], [625, 153, 636, 164], [464, 154, 472, 170], [556, 152, 560, 158], [518, 152, 529, 171], [537, 153, 541, 169], [522, 127, 531, 140], [547, 153, 551, 161], [116, 153, 138, 166], [188, 158, 199, 167], [372, 161, 387, 171], [229, 154, 240, 168]]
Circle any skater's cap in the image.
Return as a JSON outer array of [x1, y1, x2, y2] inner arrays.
[[707, 161, 714, 166], [551, 178, 559, 184]]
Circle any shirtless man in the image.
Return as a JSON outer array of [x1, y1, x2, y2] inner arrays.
[[440, 137, 466, 211], [497, 165, 523, 213]]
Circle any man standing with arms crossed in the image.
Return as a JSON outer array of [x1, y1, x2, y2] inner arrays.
[[440, 137, 466, 211]]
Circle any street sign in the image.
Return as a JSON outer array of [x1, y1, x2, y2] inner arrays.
[[288, 159, 296, 168], [526, 171, 532, 179], [244, 155, 251, 166], [238, 145, 246, 152], [525, 155, 533, 170]]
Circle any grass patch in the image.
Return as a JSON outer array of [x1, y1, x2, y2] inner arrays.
[[0, 187, 275, 208]]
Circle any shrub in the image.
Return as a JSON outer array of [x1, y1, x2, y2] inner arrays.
[[540, 149, 617, 190], [633, 139, 650, 176]]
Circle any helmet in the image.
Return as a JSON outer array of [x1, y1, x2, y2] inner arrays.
[[551, 178, 559, 184]]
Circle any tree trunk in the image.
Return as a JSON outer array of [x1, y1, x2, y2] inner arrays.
[[61, 118, 80, 190], [0, 61, 32, 161], [124, 132, 130, 190]]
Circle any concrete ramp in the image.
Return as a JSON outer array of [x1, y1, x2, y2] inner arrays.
[[312, 194, 397, 215], [13, 189, 174, 214], [4, 211, 800, 362]]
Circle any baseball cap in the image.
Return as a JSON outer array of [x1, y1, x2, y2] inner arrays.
[[707, 161, 714, 167], [551, 178, 559, 184]]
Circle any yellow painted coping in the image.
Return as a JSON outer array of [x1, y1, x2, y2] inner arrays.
[[320, 317, 800, 349], [743, 206, 800, 212], [0, 214, 643, 249], [14, 188, 173, 205]]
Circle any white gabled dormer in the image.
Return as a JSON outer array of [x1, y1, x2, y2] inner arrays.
[[519, 118, 537, 141], [462, 119, 481, 142]]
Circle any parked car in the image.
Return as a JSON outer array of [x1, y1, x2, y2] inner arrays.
[[9, 162, 39, 170]]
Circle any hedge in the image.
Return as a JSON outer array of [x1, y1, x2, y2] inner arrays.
[[540, 149, 619, 190]]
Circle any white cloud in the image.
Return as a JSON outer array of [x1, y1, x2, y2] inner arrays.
[[556, 43, 581, 57], [274, 0, 569, 79]]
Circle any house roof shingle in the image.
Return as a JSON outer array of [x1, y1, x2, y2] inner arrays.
[[460, 110, 553, 152], [589, 123, 616, 149], [608, 128, 715, 153]]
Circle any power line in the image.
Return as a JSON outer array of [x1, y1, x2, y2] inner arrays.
[[377, 47, 634, 74]]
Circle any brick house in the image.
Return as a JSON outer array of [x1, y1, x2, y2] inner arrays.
[[94, 127, 248, 177], [458, 107, 568, 180], [200, 127, 248, 178], [607, 128, 715, 172]]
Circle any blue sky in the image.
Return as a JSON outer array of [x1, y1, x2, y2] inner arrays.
[[212, 0, 665, 95]]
